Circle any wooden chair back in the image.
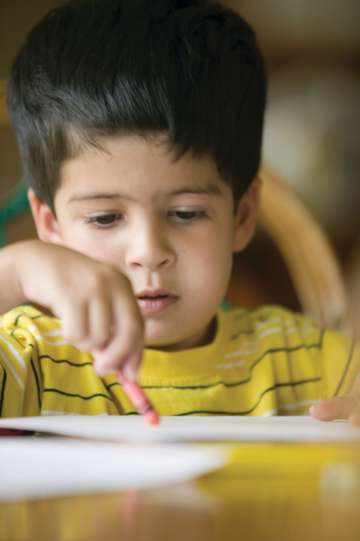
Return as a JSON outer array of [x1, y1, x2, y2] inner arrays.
[[258, 167, 349, 330]]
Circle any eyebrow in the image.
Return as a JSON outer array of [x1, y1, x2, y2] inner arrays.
[[67, 184, 224, 204]]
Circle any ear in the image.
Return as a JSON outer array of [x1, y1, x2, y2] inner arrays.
[[28, 189, 63, 244], [232, 176, 262, 253]]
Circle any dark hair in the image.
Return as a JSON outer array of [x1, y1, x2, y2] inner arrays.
[[7, 0, 267, 211]]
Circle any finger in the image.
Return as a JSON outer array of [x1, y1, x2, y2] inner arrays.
[[58, 300, 89, 345], [87, 293, 113, 351], [121, 350, 143, 381], [349, 410, 360, 427], [93, 295, 144, 377], [310, 397, 358, 421], [93, 332, 143, 378]]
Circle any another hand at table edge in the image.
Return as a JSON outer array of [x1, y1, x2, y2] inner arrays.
[[310, 396, 360, 426]]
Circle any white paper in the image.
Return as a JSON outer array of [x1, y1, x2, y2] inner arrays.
[[1, 415, 360, 443], [0, 438, 226, 501]]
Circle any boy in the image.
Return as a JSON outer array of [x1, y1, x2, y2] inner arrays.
[[0, 0, 359, 422]]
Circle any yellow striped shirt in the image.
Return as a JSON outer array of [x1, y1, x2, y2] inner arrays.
[[0, 304, 358, 417]]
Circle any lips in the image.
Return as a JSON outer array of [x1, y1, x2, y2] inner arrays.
[[135, 289, 178, 315], [136, 288, 175, 298]]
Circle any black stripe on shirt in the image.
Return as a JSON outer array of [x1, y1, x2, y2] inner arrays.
[[39, 355, 93, 368], [10, 329, 35, 349], [14, 312, 46, 326], [43, 387, 114, 402], [141, 337, 324, 391], [173, 377, 322, 416], [106, 382, 121, 390], [30, 357, 42, 410], [41, 337, 323, 381]]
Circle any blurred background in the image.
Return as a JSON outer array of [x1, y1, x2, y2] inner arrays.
[[0, 1, 359, 331]]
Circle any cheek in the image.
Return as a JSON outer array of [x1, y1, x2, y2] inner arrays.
[[183, 234, 233, 294], [59, 224, 119, 265], [81, 244, 121, 267]]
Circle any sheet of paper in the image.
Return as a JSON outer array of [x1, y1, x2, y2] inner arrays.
[[0, 438, 226, 501], [1, 415, 360, 443]]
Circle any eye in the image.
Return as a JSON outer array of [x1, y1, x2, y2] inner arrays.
[[85, 212, 122, 229], [168, 209, 207, 223]]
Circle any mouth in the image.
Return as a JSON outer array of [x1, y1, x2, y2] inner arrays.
[[136, 289, 179, 315]]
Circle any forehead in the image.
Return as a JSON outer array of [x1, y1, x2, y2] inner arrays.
[[57, 134, 231, 201]]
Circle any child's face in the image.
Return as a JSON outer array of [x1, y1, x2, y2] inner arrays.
[[30, 134, 259, 350]]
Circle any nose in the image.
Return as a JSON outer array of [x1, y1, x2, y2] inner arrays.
[[125, 217, 176, 271]]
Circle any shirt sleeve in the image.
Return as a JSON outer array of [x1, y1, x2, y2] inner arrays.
[[0, 319, 41, 417], [321, 329, 360, 399]]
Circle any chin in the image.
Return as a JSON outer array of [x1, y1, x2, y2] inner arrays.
[[144, 312, 216, 349], [144, 335, 181, 351], [144, 327, 189, 351]]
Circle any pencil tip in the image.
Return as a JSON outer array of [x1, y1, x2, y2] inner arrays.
[[146, 411, 160, 427]]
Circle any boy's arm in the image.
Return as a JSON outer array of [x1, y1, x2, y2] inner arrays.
[[0, 243, 27, 313], [0, 245, 37, 416], [0, 240, 144, 380]]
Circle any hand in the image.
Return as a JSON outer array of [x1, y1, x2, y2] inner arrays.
[[310, 396, 360, 426], [2, 240, 144, 379]]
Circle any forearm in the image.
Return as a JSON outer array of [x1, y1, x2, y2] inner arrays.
[[0, 241, 30, 312]]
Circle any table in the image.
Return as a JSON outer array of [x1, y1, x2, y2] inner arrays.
[[1, 442, 360, 541]]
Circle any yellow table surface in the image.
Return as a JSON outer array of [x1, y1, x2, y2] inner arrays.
[[1, 441, 360, 541]]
